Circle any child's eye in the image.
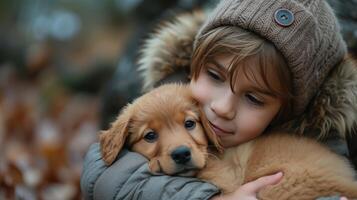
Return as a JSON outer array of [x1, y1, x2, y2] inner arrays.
[[207, 69, 224, 82], [245, 93, 264, 106]]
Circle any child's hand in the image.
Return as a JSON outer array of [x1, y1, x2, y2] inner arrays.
[[211, 172, 283, 200], [317, 196, 349, 200]]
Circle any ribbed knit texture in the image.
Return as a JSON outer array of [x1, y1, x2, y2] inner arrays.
[[195, 0, 347, 115]]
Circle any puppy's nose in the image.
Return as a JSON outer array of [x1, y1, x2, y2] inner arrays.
[[171, 146, 191, 164]]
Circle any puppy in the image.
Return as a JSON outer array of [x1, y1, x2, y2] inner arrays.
[[100, 83, 220, 176], [100, 84, 357, 200]]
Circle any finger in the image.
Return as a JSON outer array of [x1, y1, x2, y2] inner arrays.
[[242, 172, 283, 194], [340, 197, 348, 200]]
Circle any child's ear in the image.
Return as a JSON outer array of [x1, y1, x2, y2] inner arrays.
[[99, 105, 133, 165], [199, 106, 224, 153]]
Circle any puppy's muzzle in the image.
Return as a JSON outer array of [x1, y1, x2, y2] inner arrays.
[[171, 146, 191, 165]]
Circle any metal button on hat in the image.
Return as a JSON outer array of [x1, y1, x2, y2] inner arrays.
[[274, 8, 294, 27]]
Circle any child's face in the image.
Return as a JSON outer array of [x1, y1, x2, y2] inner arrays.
[[190, 55, 282, 147]]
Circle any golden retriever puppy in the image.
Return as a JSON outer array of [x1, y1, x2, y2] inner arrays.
[[100, 84, 357, 200], [100, 83, 220, 176]]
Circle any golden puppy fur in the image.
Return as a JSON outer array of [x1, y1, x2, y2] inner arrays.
[[100, 84, 357, 200]]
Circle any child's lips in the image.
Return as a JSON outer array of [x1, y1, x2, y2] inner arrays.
[[209, 122, 233, 136]]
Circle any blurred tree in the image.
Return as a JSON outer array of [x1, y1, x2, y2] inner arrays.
[[327, 0, 357, 57]]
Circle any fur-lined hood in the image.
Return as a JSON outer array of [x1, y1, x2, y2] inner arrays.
[[138, 11, 357, 140]]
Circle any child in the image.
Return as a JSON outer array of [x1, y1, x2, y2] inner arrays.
[[81, 0, 357, 199]]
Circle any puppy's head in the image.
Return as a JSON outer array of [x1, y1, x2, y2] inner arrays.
[[99, 84, 221, 176]]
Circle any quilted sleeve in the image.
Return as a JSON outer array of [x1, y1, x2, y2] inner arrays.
[[80, 143, 220, 200]]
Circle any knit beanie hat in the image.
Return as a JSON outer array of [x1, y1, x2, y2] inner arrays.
[[195, 0, 347, 116]]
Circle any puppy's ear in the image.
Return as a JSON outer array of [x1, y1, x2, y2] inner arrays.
[[99, 105, 133, 165], [199, 107, 224, 153]]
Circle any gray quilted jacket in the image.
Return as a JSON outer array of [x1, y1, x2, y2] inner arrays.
[[81, 144, 219, 200]]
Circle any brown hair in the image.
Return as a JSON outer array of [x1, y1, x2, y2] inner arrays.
[[191, 26, 293, 124]]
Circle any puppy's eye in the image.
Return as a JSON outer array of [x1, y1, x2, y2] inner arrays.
[[184, 119, 196, 130], [144, 131, 158, 143]]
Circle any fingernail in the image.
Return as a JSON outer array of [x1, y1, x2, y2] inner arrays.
[[275, 172, 283, 177]]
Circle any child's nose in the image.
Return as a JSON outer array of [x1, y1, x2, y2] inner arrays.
[[210, 93, 236, 120]]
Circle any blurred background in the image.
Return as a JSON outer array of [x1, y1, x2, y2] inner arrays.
[[0, 0, 356, 199]]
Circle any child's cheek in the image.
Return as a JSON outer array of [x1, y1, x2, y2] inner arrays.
[[189, 80, 206, 104]]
